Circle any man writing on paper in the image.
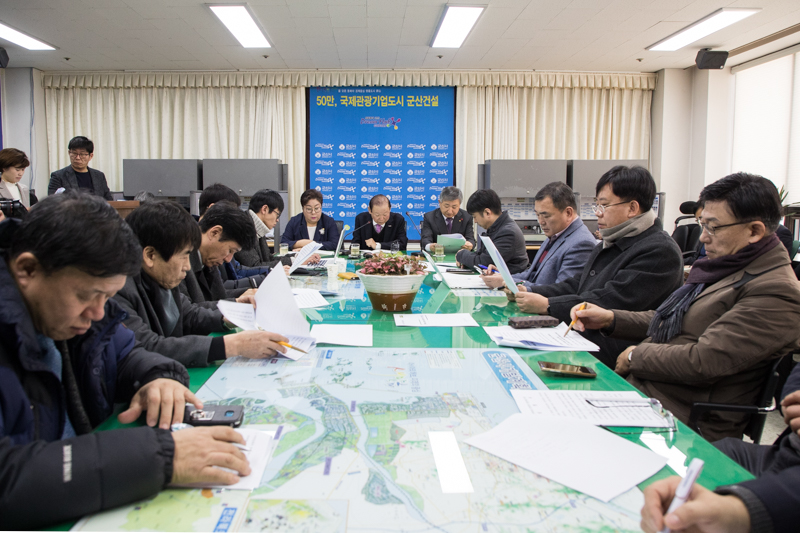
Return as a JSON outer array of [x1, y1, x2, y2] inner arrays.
[[352, 194, 408, 251], [114, 201, 291, 368], [455, 189, 529, 274], [510, 166, 683, 368], [569, 173, 800, 441], [0, 193, 251, 529], [419, 186, 475, 252], [482, 182, 596, 289]]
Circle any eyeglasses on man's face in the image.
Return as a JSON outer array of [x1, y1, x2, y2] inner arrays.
[[698, 220, 751, 236], [68, 151, 91, 159], [591, 201, 629, 214]]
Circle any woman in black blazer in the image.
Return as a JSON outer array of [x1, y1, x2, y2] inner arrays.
[[281, 189, 341, 251]]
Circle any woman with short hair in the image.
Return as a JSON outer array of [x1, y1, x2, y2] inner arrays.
[[281, 189, 341, 251], [0, 148, 31, 209]]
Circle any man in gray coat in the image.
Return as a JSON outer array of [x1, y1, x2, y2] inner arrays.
[[47, 136, 112, 200], [419, 186, 475, 252], [482, 182, 596, 289], [455, 189, 529, 274], [113, 201, 290, 368], [513, 166, 684, 368]]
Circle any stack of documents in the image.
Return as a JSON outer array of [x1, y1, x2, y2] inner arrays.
[[465, 414, 667, 502], [484, 322, 599, 352], [394, 313, 479, 327], [423, 252, 488, 290], [511, 390, 673, 428], [217, 267, 316, 360], [288, 241, 323, 274]]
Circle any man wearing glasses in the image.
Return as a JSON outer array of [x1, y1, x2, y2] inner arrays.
[[511, 166, 684, 368], [48, 136, 112, 200], [569, 173, 800, 441]]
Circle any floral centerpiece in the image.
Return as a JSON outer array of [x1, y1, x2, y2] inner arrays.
[[356, 253, 427, 312]]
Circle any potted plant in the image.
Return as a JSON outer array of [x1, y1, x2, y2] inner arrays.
[[356, 253, 427, 312]]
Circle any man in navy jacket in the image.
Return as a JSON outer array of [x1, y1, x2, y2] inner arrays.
[[0, 193, 251, 529], [352, 194, 408, 251]]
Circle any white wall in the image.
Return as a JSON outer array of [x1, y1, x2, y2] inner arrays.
[[651, 66, 735, 228], [0, 68, 49, 197]]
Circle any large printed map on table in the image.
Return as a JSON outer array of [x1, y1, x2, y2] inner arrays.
[[74, 348, 644, 532]]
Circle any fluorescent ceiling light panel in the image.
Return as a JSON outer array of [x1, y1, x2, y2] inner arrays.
[[0, 22, 54, 50], [209, 5, 270, 48], [648, 8, 760, 52], [432, 6, 484, 48]]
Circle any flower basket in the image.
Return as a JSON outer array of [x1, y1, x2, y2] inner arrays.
[[356, 253, 427, 312]]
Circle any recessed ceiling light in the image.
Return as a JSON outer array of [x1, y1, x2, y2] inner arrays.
[[431, 5, 485, 48], [0, 21, 55, 50], [647, 8, 760, 52], [209, 4, 271, 48]]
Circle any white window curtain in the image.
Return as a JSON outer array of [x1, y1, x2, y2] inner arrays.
[[44, 83, 305, 210], [43, 70, 655, 214], [732, 52, 800, 204], [458, 81, 653, 200]]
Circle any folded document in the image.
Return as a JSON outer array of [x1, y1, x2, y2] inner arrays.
[[484, 322, 599, 352]]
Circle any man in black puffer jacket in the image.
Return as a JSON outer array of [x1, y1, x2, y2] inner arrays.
[[0, 193, 251, 530]]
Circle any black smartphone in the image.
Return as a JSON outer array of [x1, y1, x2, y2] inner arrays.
[[537, 361, 597, 379], [184, 405, 244, 427], [445, 268, 475, 274]]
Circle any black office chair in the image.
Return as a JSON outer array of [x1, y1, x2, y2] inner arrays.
[[335, 220, 344, 234], [688, 356, 785, 444], [671, 201, 703, 264]]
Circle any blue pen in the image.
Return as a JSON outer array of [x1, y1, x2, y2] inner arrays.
[[478, 264, 498, 273]]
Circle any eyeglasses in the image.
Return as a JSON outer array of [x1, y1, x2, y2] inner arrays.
[[68, 151, 91, 159], [592, 201, 629, 214], [586, 397, 677, 433], [698, 220, 751, 236], [303, 206, 322, 214]]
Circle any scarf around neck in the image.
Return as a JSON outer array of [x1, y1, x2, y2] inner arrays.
[[600, 209, 656, 249], [646, 232, 780, 343], [248, 209, 269, 239]]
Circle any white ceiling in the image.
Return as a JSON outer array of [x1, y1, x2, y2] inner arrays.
[[1, 0, 799, 73]]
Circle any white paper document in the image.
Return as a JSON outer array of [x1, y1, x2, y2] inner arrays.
[[437, 233, 467, 253], [215, 267, 316, 360], [451, 289, 505, 297], [484, 323, 600, 352], [429, 431, 474, 493], [479, 235, 519, 295], [465, 414, 667, 502], [292, 288, 330, 308], [288, 241, 323, 274], [394, 313, 479, 327], [511, 390, 673, 428], [423, 251, 488, 289], [310, 324, 373, 347], [174, 428, 275, 491]]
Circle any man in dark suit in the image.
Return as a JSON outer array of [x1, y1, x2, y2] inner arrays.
[[352, 194, 408, 251], [47, 136, 112, 200], [420, 186, 475, 252], [455, 189, 529, 274]]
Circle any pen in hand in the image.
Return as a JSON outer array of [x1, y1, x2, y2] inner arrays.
[[659, 458, 704, 533], [564, 302, 587, 337], [478, 264, 498, 274], [277, 341, 307, 354]]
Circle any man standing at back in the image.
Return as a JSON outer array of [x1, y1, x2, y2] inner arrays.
[[512, 166, 683, 367], [419, 186, 475, 252], [482, 182, 596, 288], [48, 136, 112, 200]]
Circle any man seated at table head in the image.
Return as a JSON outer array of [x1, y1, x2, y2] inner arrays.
[[47, 136, 112, 200], [114, 200, 291, 369], [420, 186, 475, 252], [455, 188, 529, 274], [482, 182, 596, 289], [281, 189, 341, 251], [568, 172, 800, 440], [181, 200, 259, 307], [0, 193, 251, 529], [512, 165, 683, 368], [352, 194, 408, 252]]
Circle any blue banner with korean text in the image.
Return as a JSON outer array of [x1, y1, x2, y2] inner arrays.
[[309, 86, 455, 241]]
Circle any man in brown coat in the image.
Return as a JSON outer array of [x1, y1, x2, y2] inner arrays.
[[569, 173, 800, 441]]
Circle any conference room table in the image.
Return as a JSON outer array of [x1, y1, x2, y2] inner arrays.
[[62, 252, 752, 531]]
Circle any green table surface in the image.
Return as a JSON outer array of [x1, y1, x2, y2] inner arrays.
[[63, 252, 751, 530]]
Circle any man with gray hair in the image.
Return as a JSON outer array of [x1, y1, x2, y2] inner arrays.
[[420, 186, 475, 251], [482, 182, 597, 289]]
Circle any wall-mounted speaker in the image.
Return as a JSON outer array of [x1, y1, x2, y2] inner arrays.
[[696, 48, 728, 70], [0, 48, 8, 69]]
